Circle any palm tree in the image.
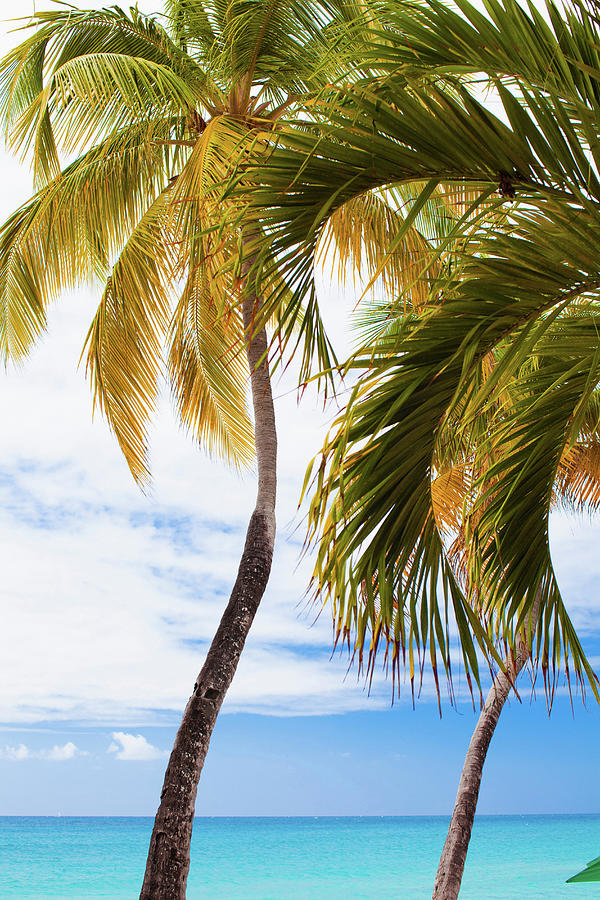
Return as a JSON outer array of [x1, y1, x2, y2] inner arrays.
[[305, 201, 600, 898], [242, 0, 600, 894], [309, 197, 600, 900], [0, 2, 372, 895]]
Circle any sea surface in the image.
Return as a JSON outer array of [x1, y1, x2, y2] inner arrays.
[[1, 815, 599, 898]]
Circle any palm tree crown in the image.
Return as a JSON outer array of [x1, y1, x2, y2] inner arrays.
[[0, 0, 358, 481], [244, 0, 600, 701]]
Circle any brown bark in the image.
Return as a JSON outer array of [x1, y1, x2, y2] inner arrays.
[[140, 249, 277, 899], [432, 598, 540, 900]]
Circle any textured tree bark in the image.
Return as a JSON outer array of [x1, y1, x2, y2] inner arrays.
[[140, 249, 277, 899], [432, 598, 540, 900]]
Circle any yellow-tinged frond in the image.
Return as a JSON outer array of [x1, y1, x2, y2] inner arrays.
[[0, 119, 179, 364], [556, 440, 600, 511], [169, 263, 254, 467], [170, 114, 260, 224], [438, 182, 497, 220], [0, 5, 216, 184], [11, 53, 198, 171], [317, 188, 437, 309], [431, 462, 472, 536], [84, 186, 180, 486]]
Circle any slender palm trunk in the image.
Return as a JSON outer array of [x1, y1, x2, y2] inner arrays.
[[432, 598, 540, 900], [140, 253, 277, 899]]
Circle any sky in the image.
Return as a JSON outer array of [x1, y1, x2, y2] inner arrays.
[[0, 0, 600, 819]]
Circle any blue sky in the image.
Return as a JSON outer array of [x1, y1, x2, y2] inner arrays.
[[1, 0, 600, 820]]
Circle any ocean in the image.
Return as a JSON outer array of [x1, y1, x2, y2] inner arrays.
[[0, 815, 598, 898]]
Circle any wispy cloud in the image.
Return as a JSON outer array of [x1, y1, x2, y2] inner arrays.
[[108, 732, 168, 761], [0, 274, 386, 725]]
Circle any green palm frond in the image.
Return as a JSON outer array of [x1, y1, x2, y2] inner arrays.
[[461, 318, 600, 698], [0, 6, 211, 183], [245, 84, 542, 342], [12, 52, 197, 174], [368, 0, 600, 108], [164, 0, 219, 54], [212, 0, 359, 96], [304, 195, 600, 699], [469, 316, 600, 612], [243, 0, 600, 342]]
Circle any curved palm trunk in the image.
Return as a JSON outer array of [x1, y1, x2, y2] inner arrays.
[[432, 599, 540, 900], [140, 269, 277, 899]]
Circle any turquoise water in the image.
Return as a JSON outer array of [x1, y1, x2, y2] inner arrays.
[[1, 815, 599, 898]]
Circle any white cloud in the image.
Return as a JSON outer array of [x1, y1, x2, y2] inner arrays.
[[0, 744, 31, 761], [46, 741, 80, 761], [108, 733, 168, 761], [0, 742, 82, 761]]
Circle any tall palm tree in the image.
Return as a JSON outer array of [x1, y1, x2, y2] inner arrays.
[[0, 2, 370, 895], [242, 0, 600, 894]]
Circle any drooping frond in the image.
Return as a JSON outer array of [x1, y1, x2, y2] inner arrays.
[[169, 262, 254, 468], [231, 0, 600, 702], [244, 81, 543, 358], [244, 0, 600, 357], [303, 196, 600, 700], [431, 462, 472, 537], [0, 6, 212, 183], [0, 119, 179, 363], [461, 315, 600, 699], [317, 186, 439, 310], [11, 54, 196, 176], [84, 186, 180, 486], [166, 113, 256, 466], [168, 114, 256, 243], [557, 440, 600, 512]]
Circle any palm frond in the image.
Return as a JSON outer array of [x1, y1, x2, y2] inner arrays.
[[84, 186, 179, 486], [0, 6, 213, 182], [215, 0, 360, 98], [317, 186, 439, 310], [0, 119, 178, 363], [12, 52, 197, 174], [557, 440, 600, 511], [169, 262, 254, 467]]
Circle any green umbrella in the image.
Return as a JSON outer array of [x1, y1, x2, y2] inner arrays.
[[567, 856, 600, 883]]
